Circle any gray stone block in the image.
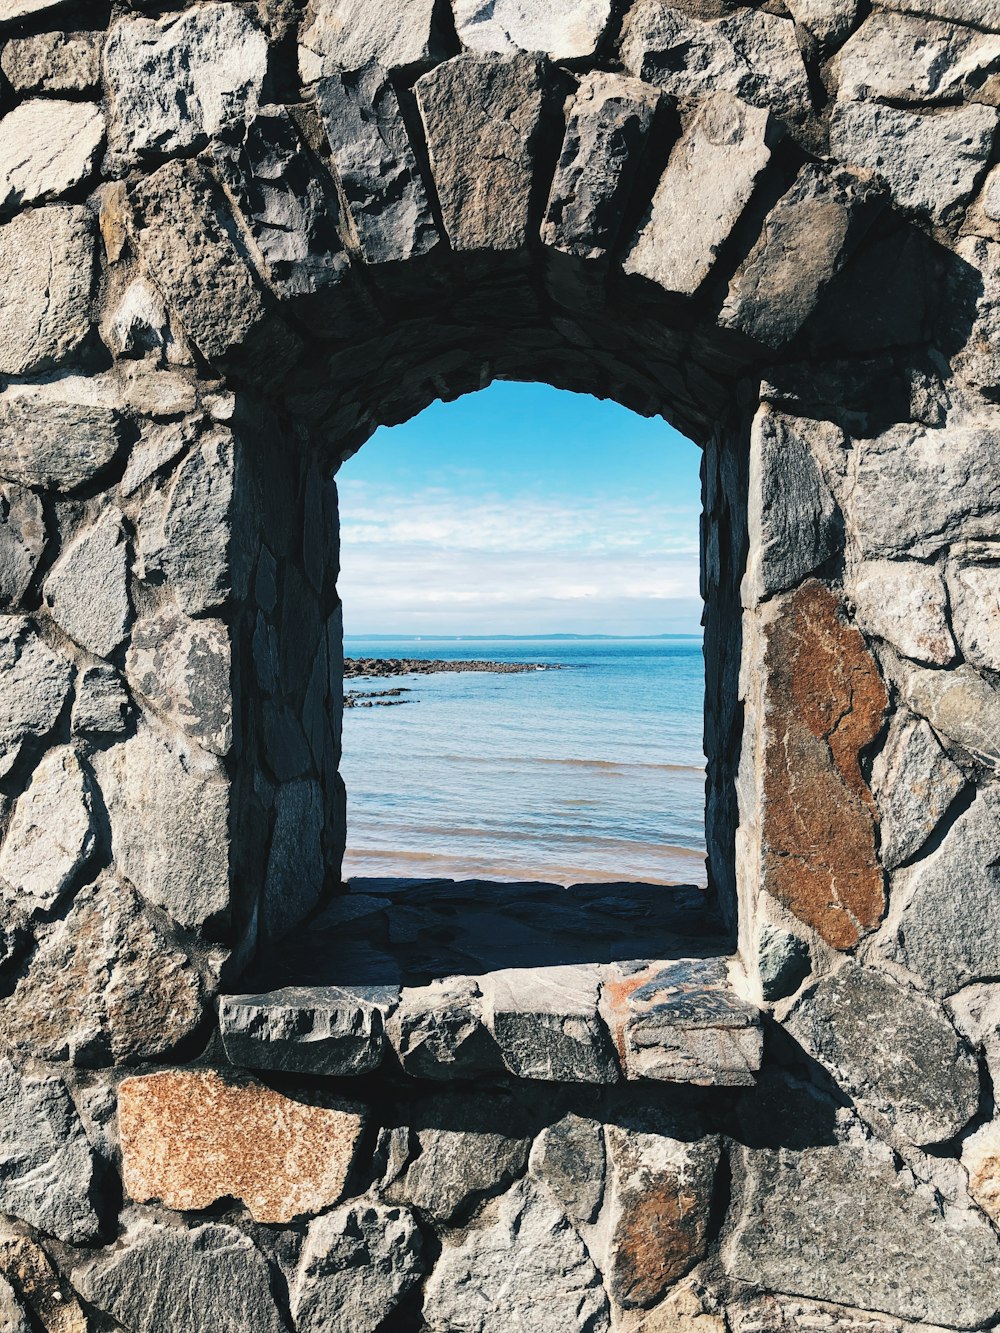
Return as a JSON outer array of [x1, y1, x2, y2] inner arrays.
[[0, 206, 94, 376], [0, 483, 44, 610], [220, 984, 396, 1075], [299, 0, 442, 81], [0, 617, 72, 779], [1, 29, 102, 94], [72, 664, 131, 736], [45, 508, 131, 659], [127, 607, 232, 756], [528, 1112, 605, 1224], [483, 963, 619, 1083], [870, 713, 965, 868], [0, 745, 94, 917], [385, 976, 505, 1080], [454, 0, 613, 61], [0, 394, 122, 493], [0, 100, 103, 215]]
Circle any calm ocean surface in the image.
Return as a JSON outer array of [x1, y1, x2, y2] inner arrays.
[[341, 637, 707, 886]]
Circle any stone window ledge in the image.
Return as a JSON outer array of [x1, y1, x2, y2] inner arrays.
[[218, 879, 762, 1088]]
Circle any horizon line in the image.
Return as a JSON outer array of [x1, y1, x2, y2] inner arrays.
[[342, 632, 704, 640]]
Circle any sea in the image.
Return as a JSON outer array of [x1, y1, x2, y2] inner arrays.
[[340, 636, 707, 887]]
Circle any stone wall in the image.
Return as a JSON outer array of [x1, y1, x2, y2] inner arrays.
[[2, 0, 1000, 1328]]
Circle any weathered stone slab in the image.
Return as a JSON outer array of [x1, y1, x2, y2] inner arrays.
[[129, 160, 269, 366], [745, 408, 839, 603], [121, 419, 193, 498], [620, 2, 811, 130], [0, 1225, 88, 1333], [415, 53, 547, 253], [127, 607, 231, 756], [0, 618, 72, 778], [292, 1201, 424, 1333], [902, 663, 1000, 767], [386, 976, 504, 1080], [0, 99, 103, 214], [0, 1058, 99, 1243], [0, 877, 203, 1065], [423, 1180, 610, 1332], [0, 396, 122, 492], [606, 1114, 720, 1309], [45, 508, 131, 658], [786, 0, 861, 48], [726, 1138, 1000, 1328], [0, 0, 71, 22], [75, 1221, 287, 1333], [888, 785, 1000, 997], [848, 559, 954, 665], [0, 746, 94, 917], [829, 101, 998, 225], [212, 106, 349, 301], [729, 1293, 974, 1333], [93, 727, 230, 932], [787, 963, 978, 1146], [483, 964, 619, 1083], [299, 0, 441, 81], [871, 714, 965, 868], [832, 11, 1000, 105], [454, 0, 613, 61], [263, 778, 325, 940], [948, 562, 1000, 671], [72, 664, 130, 736], [315, 63, 439, 265], [1, 29, 102, 94], [543, 72, 661, 260], [119, 1069, 364, 1224], [0, 205, 93, 376], [383, 1091, 532, 1222], [0, 1276, 32, 1333], [220, 984, 396, 1075], [877, 0, 1000, 25], [529, 1112, 605, 1224], [104, 5, 267, 162], [625, 93, 780, 297], [760, 581, 887, 950], [721, 165, 885, 349], [601, 958, 762, 1085], [0, 484, 43, 610]]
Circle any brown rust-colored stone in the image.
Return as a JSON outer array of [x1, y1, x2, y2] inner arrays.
[[118, 1069, 365, 1224], [0, 1226, 87, 1333], [762, 581, 887, 949]]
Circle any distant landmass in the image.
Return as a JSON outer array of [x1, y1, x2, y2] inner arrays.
[[343, 633, 702, 641]]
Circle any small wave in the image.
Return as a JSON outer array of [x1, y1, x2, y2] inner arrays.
[[343, 846, 706, 887], [438, 754, 705, 775]]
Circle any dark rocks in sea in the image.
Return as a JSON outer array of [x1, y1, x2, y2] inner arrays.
[[344, 688, 411, 708], [344, 657, 553, 679]]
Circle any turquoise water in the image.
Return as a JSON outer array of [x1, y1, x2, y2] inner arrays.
[[341, 637, 707, 886]]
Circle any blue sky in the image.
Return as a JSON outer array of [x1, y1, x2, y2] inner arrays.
[[337, 382, 703, 636]]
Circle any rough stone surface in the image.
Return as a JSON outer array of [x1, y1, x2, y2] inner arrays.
[[888, 785, 1000, 997], [72, 664, 130, 736], [727, 1139, 1000, 1328], [386, 976, 504, 1079], [104, 5, 267, 162], [870, 714, 965, 868], [75, 1221, 287, 1333], [119, 1069, 364, 1223], [415, 53, 547, 253], [1, 29, 102, 93], [0, 100, 103, 213], [0, 206, 93, 375], [127, 608, 231, 755], [315, 64, 438, 265], [745, 409, 839, 602], [625, 93, 779, 297], [0, 1225, 88, 1333], [948, 561, 1000, 671], [292, 1201, 424, 1333], [787, 963, 979, 1146], [299, 0, 440, 81], [0, 484, 44, 610], [263, 778, 325, 939], [220, 984, 394, 1076], [602, 958, 763, 1085], [757, 924, 810, 1002], [93, 727, 230, 931], [721, 166, 885, 349], [423, 1180, 610, 1332], [0, 1059, 99, 1243], [786, 0, 860, 47], [832, 12, 1000, 105], [760, 581, 887, 950], [829, 101, 998, 225], [0, 1277, 29, 1333], [620, 2, 811, 130], [483, 964, 619, 1082], [0, 0, 75, 23], [454, 0, 613, 61], [0, 746, 94, 916], [529, 1112, 605, 1224], [0, 878, 203, 1065], [0, 396, 122, 492], [0, 618, 72, 778], [963, 1119, 1000, 1227], [606, 1115, 720, 1309], [902, 663, 1000, 767], [543, 72, 661, 260], [45, 508, 131, 658], [848, 559, 955, 665]]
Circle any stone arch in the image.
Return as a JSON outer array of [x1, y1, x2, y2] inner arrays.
[[2, 1, 1000, 1329]]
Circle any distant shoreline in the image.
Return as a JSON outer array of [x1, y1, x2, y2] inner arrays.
[[344, 657, 556, 679]]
